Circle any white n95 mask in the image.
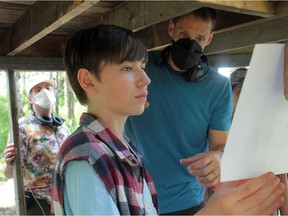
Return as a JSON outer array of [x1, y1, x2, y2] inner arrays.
[[34, 88, 56, 109]]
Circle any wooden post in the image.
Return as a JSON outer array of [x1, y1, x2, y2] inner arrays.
[[6, 70, 26, 215], [285, 41, 288, 100]]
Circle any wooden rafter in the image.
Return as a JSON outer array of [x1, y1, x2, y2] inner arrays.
[[95, 1, 202, 31], [205, 14, 288, 55], [194, 0, 275, 17], [6, 0, 98, 56]]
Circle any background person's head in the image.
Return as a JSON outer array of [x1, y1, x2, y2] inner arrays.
[[230, 67, 247, 116], [64, 24, 148, 106], [168, 7, 217, 49], [167, 8, 217, 72], [26, 75, 56, 116]]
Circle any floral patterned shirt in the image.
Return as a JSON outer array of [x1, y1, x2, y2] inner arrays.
[[16, 114, 70, 204]]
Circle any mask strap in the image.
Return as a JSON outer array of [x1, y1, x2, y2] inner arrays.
[[156, 45, 171, 67]]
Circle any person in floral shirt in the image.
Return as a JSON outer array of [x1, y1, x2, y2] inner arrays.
[[3, 75, 70, 215]]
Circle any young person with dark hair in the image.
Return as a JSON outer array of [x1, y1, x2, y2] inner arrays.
[[52, 24, 157, 215]]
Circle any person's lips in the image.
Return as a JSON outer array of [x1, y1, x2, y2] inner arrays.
[[135, 92, 148, 101]]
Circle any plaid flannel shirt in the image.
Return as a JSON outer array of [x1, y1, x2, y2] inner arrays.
[[51, 113, 158, 215]]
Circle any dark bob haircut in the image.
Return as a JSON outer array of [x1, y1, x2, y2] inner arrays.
[[64, 24, 147, 105]]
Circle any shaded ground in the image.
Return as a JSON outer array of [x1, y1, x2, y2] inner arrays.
[[0, 177, 16, 215], [0, 207, 15, 215]]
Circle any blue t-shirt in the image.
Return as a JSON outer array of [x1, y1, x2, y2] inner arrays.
[[125, 51, 233, 213]]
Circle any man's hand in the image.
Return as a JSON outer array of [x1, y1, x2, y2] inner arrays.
[[3, 142, 17, 166], [196, 172, 285, 215], [180, 151, 222, 188]]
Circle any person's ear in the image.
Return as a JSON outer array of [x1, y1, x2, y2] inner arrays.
[[168, 19, 175, 38], [77, 68, 97, 93], [205, 31, 215, 47], [28, 95, 33, 104]]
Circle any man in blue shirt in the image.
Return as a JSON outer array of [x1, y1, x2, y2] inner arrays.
[[126, 7, 232, 214]]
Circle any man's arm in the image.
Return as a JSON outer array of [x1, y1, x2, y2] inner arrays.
[[180, 129, 228, 187], [208, 129, 228, 152], [2, 142, 17, 178]]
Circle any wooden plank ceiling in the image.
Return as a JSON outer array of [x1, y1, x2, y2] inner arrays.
[[0, 0, 288, 70]]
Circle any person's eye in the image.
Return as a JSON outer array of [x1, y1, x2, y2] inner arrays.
[[196, 37, 205, 43], [122, 67, 132, 72], [179, 32, 188, 39], [140, 64, 146, 71]]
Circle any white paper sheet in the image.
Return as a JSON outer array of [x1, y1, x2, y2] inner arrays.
[[221, 43, 288, 182]]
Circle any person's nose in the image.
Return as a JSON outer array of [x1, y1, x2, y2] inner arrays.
[[136, 68, 151, 87]]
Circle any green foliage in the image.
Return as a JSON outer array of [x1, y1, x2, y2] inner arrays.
[[0, 96, 9, 160], [0, 156, 8, 182], [66, 117, 80, 133], [0, 95, 9, 182], [0, 169, 8, 182]]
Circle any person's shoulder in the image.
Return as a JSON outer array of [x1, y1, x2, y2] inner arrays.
[[64, 126, 91, 144], [207, 65, 229, 82], [147, 50, 162, 64], [148, 50, 161, 57], [59, 122, 71, 132], [206, 65, 218, 75], [59, 127, 92, 153], [62, 124, 105, 149], [18, 114, 35, 125], [59, 125, 116, 162]]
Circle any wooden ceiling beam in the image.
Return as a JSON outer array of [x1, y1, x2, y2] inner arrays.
[[136, 11, 261, 50], [205, 14, 288, 55], [137, 2, 288, 56], [96, 0, 275, 33], [2, 1, 286, 61], [193, 0, 275, 17], [18, 34, 66, 58], [0, 1, 31, 10], [5, 0, 98, 56], [0, 56, 64, 70], [209, 53, 252, 69], [96, 1, 202, 31], [275, 1, 288, 15]]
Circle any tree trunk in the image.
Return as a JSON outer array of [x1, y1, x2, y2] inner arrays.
[[16, 72, 24, 118], [65, 75, 74, 120], [54, 72, 59, 116]]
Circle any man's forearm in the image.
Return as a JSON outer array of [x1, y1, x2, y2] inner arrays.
[[210, 145, 225, 153], [3, 164, 13, 178]]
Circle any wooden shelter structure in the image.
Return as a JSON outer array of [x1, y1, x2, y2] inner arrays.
[[1, 0, 288, 214], [1, 1, 288, 70]]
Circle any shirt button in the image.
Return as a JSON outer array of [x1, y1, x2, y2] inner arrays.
[[145, 202, 150, 210]]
